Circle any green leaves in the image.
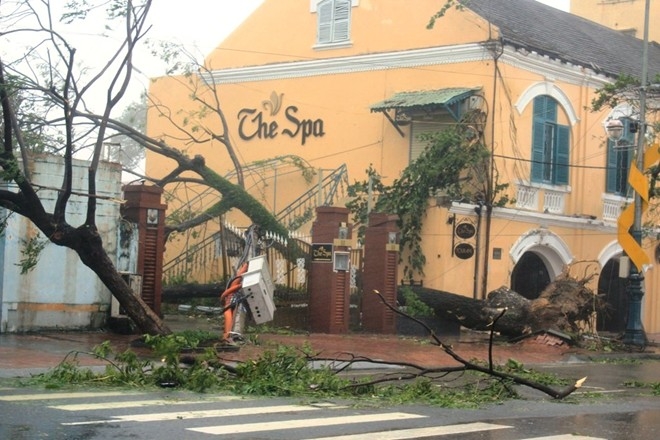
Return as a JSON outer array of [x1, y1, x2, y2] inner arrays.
[[400, 287, 435, 318], [346, 125, 492, 279], [17, 235, 48, 274], [427, 0, 465, 30], [591, 74, 640, 112]]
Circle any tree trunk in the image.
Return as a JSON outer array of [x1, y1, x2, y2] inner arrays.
[[69, 225, 171, 335], [402, 275, 599, 337]]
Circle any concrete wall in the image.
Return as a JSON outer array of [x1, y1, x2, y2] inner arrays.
[[0, 155, 122, 332]]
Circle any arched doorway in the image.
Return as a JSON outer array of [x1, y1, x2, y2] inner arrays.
[[597, 259, 628, 333], [511, 252, 551, 299]]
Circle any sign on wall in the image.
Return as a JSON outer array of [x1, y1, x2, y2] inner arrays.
[[452, 217, 477, 260], [237, 92, 325, 146], [312, 243, 333, 262], [454, 242, 475, 260]]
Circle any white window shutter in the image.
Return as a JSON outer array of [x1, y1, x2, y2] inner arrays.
[[317, 1, 333, 43], [333, 0, 351, 41], [317, 0, 351, 44]]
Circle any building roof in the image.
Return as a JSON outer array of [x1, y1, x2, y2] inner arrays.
[[465, 0, 660, 80], [369, 87, 480, 112]]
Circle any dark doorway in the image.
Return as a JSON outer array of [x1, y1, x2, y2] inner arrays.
[[597, 259, 628, 333], [511, 252, 550, 299]]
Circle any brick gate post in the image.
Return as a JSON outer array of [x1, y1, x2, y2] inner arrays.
[[308, 207, 352, 333], [361, 212, 399, 334], [121, 184, 167, 317]]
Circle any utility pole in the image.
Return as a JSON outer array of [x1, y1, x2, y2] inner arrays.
[[623, 0, 650, 346]]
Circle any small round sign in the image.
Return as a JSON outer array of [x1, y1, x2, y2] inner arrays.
[[454, 243, 475, 260], [455, 222, 476, 239]]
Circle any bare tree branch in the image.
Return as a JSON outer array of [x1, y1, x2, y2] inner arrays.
[[369, 290, 586, 399]]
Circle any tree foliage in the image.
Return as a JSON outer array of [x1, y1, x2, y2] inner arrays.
[[346, 122, 505, 279]]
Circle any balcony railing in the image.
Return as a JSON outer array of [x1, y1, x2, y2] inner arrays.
[[543, 190, 565, 214], [602, 194, 628, 222], [515, 183, 567, 214], [516, 185, 539, 210]]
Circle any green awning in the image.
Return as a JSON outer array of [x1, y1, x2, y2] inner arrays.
[[370, 87, 480, 112]]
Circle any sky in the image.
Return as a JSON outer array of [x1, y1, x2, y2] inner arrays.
[[100, 0, 265, 111], [0, 1, 264, 113], [0, 0, 570, 112]]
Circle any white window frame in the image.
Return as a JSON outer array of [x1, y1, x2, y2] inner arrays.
[[312, 0, 358, 49], [310, 0, 358, 12]]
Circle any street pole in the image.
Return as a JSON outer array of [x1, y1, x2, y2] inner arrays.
[[623, 0, 650, 347]]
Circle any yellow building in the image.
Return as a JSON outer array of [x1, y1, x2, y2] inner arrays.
[[147, 0, 660, 334], [570, 0, 660, 42]]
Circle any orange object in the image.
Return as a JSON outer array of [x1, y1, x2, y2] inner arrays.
[[220, 263, 248, 340]]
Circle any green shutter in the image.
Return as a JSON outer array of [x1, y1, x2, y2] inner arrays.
[[606, 119, 635, 195], [621, 147, 633, 196], [533, 96, 547, 118], [554, 124, 570, 185], [531, 119, 545, 182], [605, 140, 618, 193], [531, 97, 545, 182], [545, 96, 557, 121]]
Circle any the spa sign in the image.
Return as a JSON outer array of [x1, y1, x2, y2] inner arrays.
[[311, 244, 333, 262], [455, 222, 476, 239], [237, 92, 325, 146]]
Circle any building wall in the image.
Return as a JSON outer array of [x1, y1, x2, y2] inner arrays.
[[0, 156, 122, 332], [570, 0, 659, 42], [147, 0, 660, 333]]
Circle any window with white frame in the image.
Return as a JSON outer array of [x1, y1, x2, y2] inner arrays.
[[530, 95, 570, 186], [315, 0, 352, 46]]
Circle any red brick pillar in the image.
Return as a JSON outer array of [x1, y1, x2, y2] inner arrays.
[[308, 207, 352, 333], [121, 184, 167, 317], [361, 213, 399, 334]]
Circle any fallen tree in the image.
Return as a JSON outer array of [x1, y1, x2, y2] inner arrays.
[[403, 271, 602, 337], [163, 269, 602, 339]]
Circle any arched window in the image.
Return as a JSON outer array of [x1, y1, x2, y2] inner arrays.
[[531, 95, 570, 185]]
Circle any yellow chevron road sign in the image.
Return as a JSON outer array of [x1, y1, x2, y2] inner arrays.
[[617, 143, 660, 271]]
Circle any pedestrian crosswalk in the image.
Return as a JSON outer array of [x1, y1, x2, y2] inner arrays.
[[0, 389, 608, 439]]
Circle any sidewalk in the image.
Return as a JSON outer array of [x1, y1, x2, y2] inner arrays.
[[1, 315, 659, 380]]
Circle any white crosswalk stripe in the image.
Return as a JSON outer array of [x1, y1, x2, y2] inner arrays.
[[301, 422, 512, 440], [62, 403, 342, 425], [50, 395, 243, 411], [188, 412, 427, 435], [523, 437, 606, 440], [0, 391, 139, 401], [0, 389, 609, 439]]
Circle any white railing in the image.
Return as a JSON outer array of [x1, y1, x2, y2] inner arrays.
[[516, 185, 539, 210], [602, 195, 627, 222], [543, 190, 565, 214]]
